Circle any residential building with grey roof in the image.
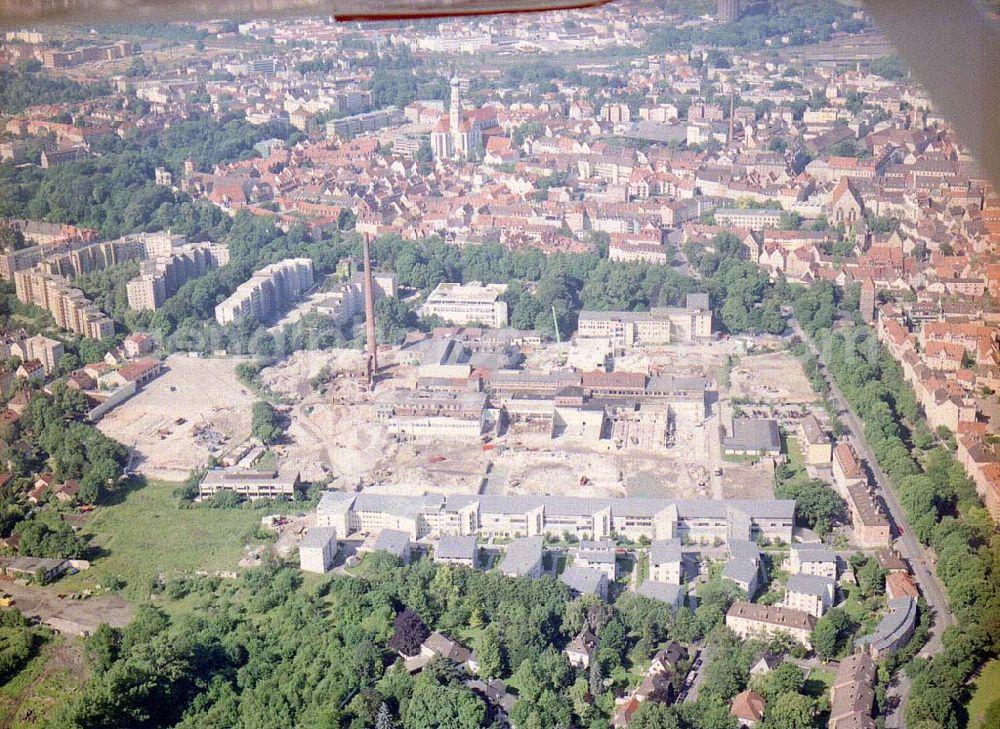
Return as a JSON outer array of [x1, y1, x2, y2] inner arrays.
[[649, 539, 683, 584], [316, 490, 795, 545], [722, 418, 781, 456], [560, 564, 609, 600], [434, 534, 478, 567], [784, 574, 836, 617], [856, 598, 917, 658], [299, 527, 338, 574], [500, 536, 544, 578]]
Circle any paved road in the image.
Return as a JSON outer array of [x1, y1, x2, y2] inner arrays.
[[793, 320, 954, 727], [681, 647, 707, 704]]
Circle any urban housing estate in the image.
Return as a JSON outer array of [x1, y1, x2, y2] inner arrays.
[[316, 491, 795, 544]]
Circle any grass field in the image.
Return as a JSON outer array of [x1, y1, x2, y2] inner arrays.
[[803, 667, 835, 699], [58, 478, 265, 604], [967, 659, 1000, 728]]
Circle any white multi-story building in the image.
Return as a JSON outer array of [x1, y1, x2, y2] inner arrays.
[[649, 539, 683, 584], [316, 491, 796, 545], [784, 574, 836, 617], [215, 258, 314, 325], [127, 242, 230, 311], [420, 281, 508, 328], [577, 293, 712, 346], [788, 544, 838, 580], [299, 527, 338, 573]]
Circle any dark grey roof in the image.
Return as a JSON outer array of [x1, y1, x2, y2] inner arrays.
[[637, 580, 684, 606], [790, 543, 836, 563], [422, 337, 472, 367], [785, 574, 836, 599], [559, 565, 607, 596], [857, 598, 917, 652], [373, 529, 410, 557], [501, 536, 544, 576], [435, 534, 478, 562], [301, 527, 337, 550], [728, 540, 762, 563], [723, 418, 781, 452], [650, 539, 682, 564], [686, 292, 710, 311], [723, 558, 761, 588]]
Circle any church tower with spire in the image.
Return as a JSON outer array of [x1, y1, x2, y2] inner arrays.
[[450, 76, 462, 157]]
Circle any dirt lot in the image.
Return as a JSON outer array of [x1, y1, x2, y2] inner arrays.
[[0, 581, 132, 636], [729, 350, 819, 405], [97, 355, 257, 481]]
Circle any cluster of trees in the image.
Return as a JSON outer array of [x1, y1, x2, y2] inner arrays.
[[46, 554, 754, 729], [773, 460, 846, 537], [0, 116, 293, 241], [0, 62, 109, 115], [647, 0, 863, 52], [0, 609, 35, 682], [683, 234, 786, 335], [793, 284, 1000, 729], [72, 261, 143, 329], [0, 382, 127, 557], [250, 401, 282, 445]]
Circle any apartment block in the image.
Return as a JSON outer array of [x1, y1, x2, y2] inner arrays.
[[11, 335, 64, 375], [299, 527, 338, 573], [649, 539, 683, 584], [316, 491, 795, 544], [787, 544, 837, 580], [715, 208, 784, 231], [798, 413, 832, 465], [215, 258, 315, 325], [127, 242, 230, 311], [725, 602, 817, 649], [13, 271, 114, 340], [784, 574, 836, 617]]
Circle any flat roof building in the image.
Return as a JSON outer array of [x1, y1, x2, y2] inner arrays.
[[215, 258, 314, 325], [420, 281, 509, 328], [722, 418, 781, 457], [299, 527, 338, 573], [199, 468, 302, 501], [577, 293, 712, 346]]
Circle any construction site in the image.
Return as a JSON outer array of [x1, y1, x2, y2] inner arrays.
[[100, 242, 820, 505], [96, 355, 258, 481]]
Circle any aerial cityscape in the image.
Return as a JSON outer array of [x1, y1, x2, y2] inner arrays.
[[0, 1, 998, 727]]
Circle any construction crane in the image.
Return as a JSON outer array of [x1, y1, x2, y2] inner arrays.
[[551, 305, 561, 344]]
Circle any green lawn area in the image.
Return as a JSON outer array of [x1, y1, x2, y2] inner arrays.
[[803, 668, 835, 699], [253, 450, 278, 472], [58, 478, 264, 605], [967, 658, 1000, 728], [785, 435, 805, 473]]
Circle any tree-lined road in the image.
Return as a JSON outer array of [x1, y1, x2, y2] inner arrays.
[[792, 320, 955, 727]]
